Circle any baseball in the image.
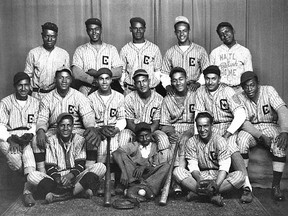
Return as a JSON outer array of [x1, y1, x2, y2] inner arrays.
[[124, 189, 128, 196], [138, 189, 146, 196]]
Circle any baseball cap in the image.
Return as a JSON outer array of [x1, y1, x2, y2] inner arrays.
[[85, 18, 102, 27], [203, 65, 221, 76], [169, 67, 187, 78], [56, 112, 74, 124], [42, 22, 58, 33], [175, 16, 190, 26], [130, 17, 146, 27], [93, 68, 113, 78], [132, 69, 149, 80], [216, 22, 234, 34], [135, 122, 151, 135], [13, 72, 30, 85], [55, 67, 72, 77], [240, 71, 257, 85]]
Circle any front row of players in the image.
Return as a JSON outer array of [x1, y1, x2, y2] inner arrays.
[[0, 65, 287, 207]]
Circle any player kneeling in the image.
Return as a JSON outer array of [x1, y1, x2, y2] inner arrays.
[[173, 112, 245, 206], [27, 113, 106, 203]]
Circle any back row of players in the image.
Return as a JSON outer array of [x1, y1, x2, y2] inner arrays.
[[0, 16, 287, 207]]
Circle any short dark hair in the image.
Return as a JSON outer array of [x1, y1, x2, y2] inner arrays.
[[195, 112, 213, 125], [169, 67, 187, 78], [216, 22, 234, 36], [55, 68, 72, 77], [174, 22, 190, 31]]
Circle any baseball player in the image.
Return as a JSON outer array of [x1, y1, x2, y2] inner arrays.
[[0, 72, 39, 207], [72, 18, 124, 96], [210, 22, 253, 92], [120, 17, 165, 96], [161, 16, 209, 95], [160, 67, 196, 195], [27, 113, 106, 203], [24, 22, 70, 100], [113, 122, 171, 198], [87, 68, 126, 195], [32, 68, 96, 174], [173, 112, 245, 206], [119, 69, 170, 158], [195, 65, 253, 203], [237, 71, 288, 201]]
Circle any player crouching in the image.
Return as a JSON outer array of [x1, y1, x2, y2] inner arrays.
[[173, 112, 245, 206], [27, 113, 106, 203]]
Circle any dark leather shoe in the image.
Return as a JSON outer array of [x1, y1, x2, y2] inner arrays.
[[97, 179, 105, 197], [211, 194, 224, 207], [23, 193, 35, 207], [240, 187, 253, 203], [45, 192, 73, 204], [272, 185, 285, 201]]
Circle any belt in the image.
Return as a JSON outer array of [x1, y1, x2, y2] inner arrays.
[[8, 127, 30, 131], [200, 167, 218, 171], [33, 87, 54, 93]]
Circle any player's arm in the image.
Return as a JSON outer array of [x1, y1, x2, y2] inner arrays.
[[112, 148, 129, 186], [276, 105, 288, 150], [111, 66, 123, 80], [71, 65, 95, 85], [0, 102, 11, 142], [150, 120, 160, 133], [126, 119, 136, 133], [23, 51, 34, 80]]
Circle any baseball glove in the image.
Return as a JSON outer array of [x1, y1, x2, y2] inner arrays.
[[126, 184, 155, 202], [196, 180, 218, 197], [112, 198, 140, 209], [9, 133, 33, 146]]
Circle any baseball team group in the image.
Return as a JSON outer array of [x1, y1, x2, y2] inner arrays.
[[0, 14, 287, 209]]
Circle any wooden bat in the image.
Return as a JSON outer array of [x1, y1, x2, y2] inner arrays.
[[104, 137, 111, 207], [159, 140, 180, 206]]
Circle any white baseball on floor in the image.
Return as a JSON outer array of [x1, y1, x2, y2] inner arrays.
[[138, 189, 146, 196]]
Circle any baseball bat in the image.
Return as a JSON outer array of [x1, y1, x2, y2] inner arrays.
[[159, 140, 180, 206], [104, 137, 111, 207]]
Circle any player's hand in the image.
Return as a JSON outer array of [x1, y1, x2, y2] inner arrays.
[[133, 166, 146, 179], [86, 69, 98, 76], [7, 136, 22, 154], [83, 127, 102, 147], [36, 129, 48, 150], [165, 85, 175, 96], [187, 81, 200, 92], [276, 132, 288, 151], [60, 173, 74, 188], [100, 126, 117, 138], [110, 127, 120, 137], [259, 134, 272, 149], [54, 176, 62, 185], [222, 131, 232, 139], [169, 133, 179, 144], [120, 171, 129, 186]]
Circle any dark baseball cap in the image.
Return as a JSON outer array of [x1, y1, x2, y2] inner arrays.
[[130, 17, 146, 27], [132, 69, 149, 80], [42, 22, 58, 33], [203, 65, 221, 76], [56, 112, 74, 124], [240, 71, 257, 85], [135, 122, 151, 135], [85, 18, 102, 27], [13, 72, 30, 85]]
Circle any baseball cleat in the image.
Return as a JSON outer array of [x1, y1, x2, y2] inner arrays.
[[272, 185, 285, 201], [210, 194, 224, 207], [45, 192, 72, 204], [240, 187, 253, 203], [23, 193, 35, 207]]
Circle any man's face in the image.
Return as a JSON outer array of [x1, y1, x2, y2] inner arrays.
[[86, 24, 102, 43], [97, 74, 112, 92], [218, 26, 235, 46], [137, 130, 151, 147], [196, 117, 212, 141], [205, 73, 221, 92], [42, 29, 57, 51], [134, 75, 150, 94], [55, 71, 72, 91], [171, 72, 187, 93], [130, 22, 146, 41], [15, 79, 30, 100], [57, 118, 74, 140], [175, 23, 190, 45], [242, 78, 259, 100]]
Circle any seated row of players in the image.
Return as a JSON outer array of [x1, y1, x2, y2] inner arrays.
[[1, 65, 287, 207], [24, 15, 251, 100]]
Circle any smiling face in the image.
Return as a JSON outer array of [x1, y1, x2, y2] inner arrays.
[[130, 22, 146, 43], [174, 23, 190, 45], [242, 78, 259, 100], [196, 116, 212, 142], [97, 73, 112, 93], [171, 71, 187, 93], [204, 73, 221, 92], [57, 117, 74, 141], [217, 26, 236, 48], [55, 71, 72, 92], [42, 29, 57, 51], [86, 24, 102, 44], [15, 79, 30, 100]]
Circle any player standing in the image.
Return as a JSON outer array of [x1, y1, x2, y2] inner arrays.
[[120, 17, 164, 96], [0, 72, 39, 207], [72, 18, 124, 95], [210, 22, 253, 92], [238, 71, 288, 201], [161, 16, 209, 94], [24, 22, 70, 100]]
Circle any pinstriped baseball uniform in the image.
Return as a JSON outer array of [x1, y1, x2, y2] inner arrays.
[[24, 46, 70, 99], [119, 91, 169, 150], [88, 90, 125, 163], [210, 43, 253, 87], [27, 133, 106, 186], [161, 43, 209, 82], [0, 94, 39, 175], [173, 133, 244, 189], [120, 40, 162, 88], [195, 84, 244, 153], [237, 86, 286, 158], [72, 42, 124, 95], [32, 88, 95, 153]]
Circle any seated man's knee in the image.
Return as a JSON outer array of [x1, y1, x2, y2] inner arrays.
[[89, 162, 106, 177], [173, 167, 186, 182], [79, 172, 100, 190]]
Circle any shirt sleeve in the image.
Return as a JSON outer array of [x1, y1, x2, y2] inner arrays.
[[160, 99, 171, 126], [78, 95, 96, 128], [244, 49, 253, 71], [24, 51, 34, 79], [36, 96, 50, 132], [72, 47, 84, 69], [111, 46, 124, 68]]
